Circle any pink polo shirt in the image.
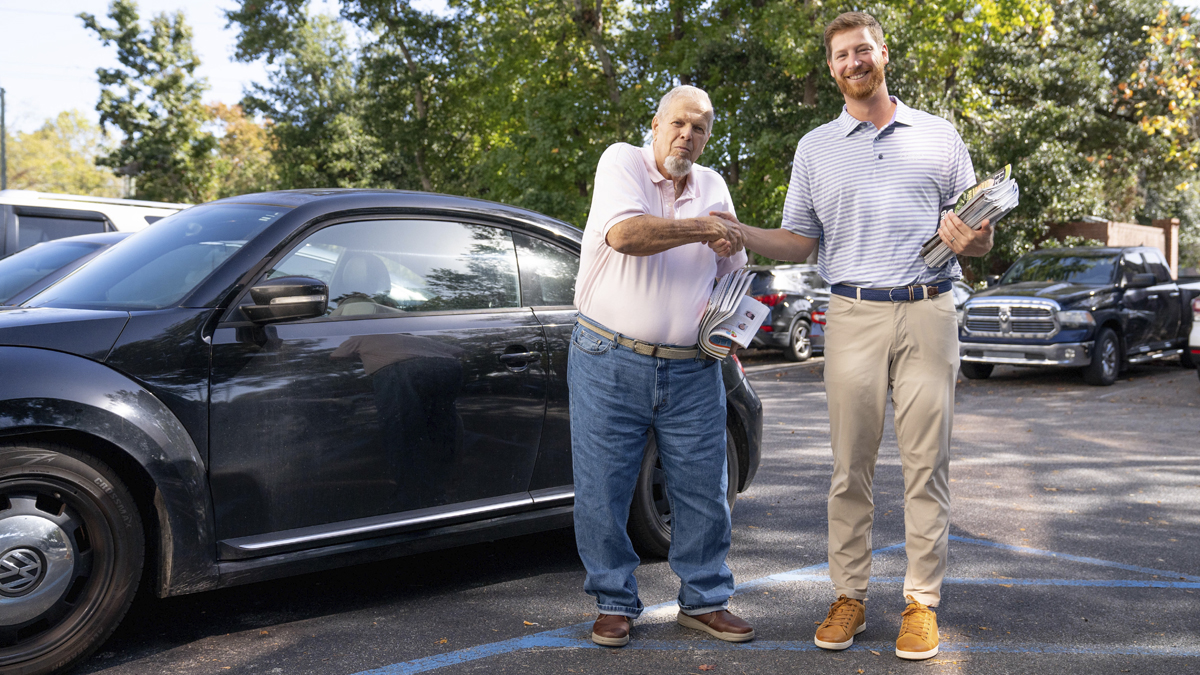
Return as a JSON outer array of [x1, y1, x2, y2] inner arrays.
[[575, 143, 747, 346]]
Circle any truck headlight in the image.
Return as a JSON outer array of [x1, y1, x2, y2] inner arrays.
[[1057, 310, 1095, 328]]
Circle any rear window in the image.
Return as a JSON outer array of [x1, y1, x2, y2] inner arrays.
[[0, 241, 101, 303], [27, 204, 287, 310]]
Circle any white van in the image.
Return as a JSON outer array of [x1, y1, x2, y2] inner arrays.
[[0, 190, 188, 257]]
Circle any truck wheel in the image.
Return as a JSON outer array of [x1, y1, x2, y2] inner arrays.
[[1083, 327, 1120, 386], [0, 443, 145, 675], [1180, 348, 1196, 369], [784, 320, 813, 362], [960, 362, 993, 380], [628, 428, 738, 559]]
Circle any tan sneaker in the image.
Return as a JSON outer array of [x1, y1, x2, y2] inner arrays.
[[814, 595, 866, 650], [895, 596, 939, 660]]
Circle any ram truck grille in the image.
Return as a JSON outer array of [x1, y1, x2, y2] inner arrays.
[[963, 302, 1058, 339]]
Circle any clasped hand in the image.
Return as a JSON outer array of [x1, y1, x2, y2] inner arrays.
[[938, 212, 993, 257], [705, 211, 745, 258]]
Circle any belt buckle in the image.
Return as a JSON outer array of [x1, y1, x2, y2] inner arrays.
[[632, 340, 656, 357], [927, 284, 940, 298], [887, 287, 905, 303]]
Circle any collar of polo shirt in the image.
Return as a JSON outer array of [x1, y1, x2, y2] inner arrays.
[[836, 96, 916, 137]]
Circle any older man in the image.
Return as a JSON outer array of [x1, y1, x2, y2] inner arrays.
[[730, 12, 993, 661], [570, 85, 754, 647]]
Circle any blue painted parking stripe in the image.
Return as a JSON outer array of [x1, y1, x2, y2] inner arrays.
[[949, 535, 1200, 581]]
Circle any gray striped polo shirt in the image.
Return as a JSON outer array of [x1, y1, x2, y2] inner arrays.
[[781, 97, 976, 288]]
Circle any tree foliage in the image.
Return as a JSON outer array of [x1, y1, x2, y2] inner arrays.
[[81, 0, 218, 202], [204, 0, 1200, 274], [3, 111, 123, 197]]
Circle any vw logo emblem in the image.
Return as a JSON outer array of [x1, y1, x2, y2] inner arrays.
[[0, 548, 46, 597]]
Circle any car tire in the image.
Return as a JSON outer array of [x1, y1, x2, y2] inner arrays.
[[784, 320, 813, 362], [960, 362, 993, 380], [0, 443, 145, 675], [628, 427, 739, 559], [1082, 327, 1120, 386], [1180, 348, 1196, 369]]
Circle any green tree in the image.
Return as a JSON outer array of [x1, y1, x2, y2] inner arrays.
[[4, 110, 123, 197], [209, 103, 279, 198], [80, 0, 218, 203]]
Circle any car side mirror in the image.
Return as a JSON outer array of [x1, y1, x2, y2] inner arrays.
[[986, 275, 1001, 287], [244, 276, 328, 324], [1127, 273, 1156, 289]]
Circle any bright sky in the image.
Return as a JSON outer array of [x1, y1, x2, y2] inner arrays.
[[0, 0, 440, 134], [1, 1, 1198, 135]]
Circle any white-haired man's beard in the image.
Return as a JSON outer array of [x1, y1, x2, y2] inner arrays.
[[664, 154, 694, 177], [836, 63, 885, 100]]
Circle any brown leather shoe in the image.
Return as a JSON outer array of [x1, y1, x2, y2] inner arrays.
[[814, 595, 866, 650], [676, 609, 755, 642], [591, 614, 631, 647]]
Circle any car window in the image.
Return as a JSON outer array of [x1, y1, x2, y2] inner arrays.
[[1001, 253, 1119, 285], [0, 241, 102, 303], [267, 219, 521, 316], [1121, 251, 1147, 283], [15, 216, 106, 252], [26, 204, 284, 310], [1143, 250, 1172, 283], [513, 233, 578, 307]]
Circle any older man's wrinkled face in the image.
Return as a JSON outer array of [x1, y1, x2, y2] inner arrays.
[[828, 27, 888, 100], [651, 97, 712, 178]]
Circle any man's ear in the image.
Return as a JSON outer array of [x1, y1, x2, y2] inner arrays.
[[827, 60, 835, 79], [881, 43, 889, 66]]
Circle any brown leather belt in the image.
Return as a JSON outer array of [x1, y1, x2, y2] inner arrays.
[[576, 317, 701, 360]]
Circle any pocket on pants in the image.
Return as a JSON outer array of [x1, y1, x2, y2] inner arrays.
[[572, 325, 613, 355]]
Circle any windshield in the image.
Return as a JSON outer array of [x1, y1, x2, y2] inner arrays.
[[0, 241, 102, 303], [26, 203, 288, 310], [1000, 253, 1118, 286]]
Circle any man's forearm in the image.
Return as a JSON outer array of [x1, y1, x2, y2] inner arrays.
[[606, 215, 729, 256], [741, 225, 818, 263]]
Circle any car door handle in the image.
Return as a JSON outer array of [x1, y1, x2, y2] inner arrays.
[[499, 351, 542, 366]]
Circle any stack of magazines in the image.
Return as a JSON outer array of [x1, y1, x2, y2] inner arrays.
[[920, 165, 1020, 268], [698, 268, 769, 359]]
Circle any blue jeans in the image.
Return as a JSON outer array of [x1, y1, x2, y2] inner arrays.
[[567, 316, 734, 618]]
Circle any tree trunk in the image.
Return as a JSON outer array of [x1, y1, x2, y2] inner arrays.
[[804, 71, 818, 106], [567, 0, 621, 106], [394, 31, 434, 192]]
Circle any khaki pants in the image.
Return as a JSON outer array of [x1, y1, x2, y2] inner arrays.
[[822, 291, 959, 607]]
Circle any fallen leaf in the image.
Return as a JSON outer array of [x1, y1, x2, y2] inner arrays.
[[436, 638, 448, 644], [979, 626, 990, 630], [523, 621, 540, 626], [870, 650, 881, 656], [858, 670, 864, 674], [699, 666, 716, 672], [999, 583, 1013, 588]]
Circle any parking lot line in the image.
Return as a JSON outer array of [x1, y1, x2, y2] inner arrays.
[[351, 537, 1199, 674]]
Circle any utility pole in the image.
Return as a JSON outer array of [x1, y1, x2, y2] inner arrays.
[[1, 86, 7, 190]]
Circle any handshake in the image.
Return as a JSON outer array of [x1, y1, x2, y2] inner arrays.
[[704, 211, 746, 258]]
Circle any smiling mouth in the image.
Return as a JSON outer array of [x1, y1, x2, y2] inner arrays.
[[845, 70, 869, 81]]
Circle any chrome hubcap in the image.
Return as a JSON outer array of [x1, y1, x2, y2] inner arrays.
[[1102, 339, 1117, 377], [0, 497, 78, 626]]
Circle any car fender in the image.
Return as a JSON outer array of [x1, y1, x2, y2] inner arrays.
[[0, 346, 217, 596]]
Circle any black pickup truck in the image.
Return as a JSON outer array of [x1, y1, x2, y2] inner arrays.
[[958, 246, 1196, 386]]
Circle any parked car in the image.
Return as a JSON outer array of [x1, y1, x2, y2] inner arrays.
[[0, 189, 185, 258], [0, 231, 132, 306], [1187, 284, 1200, 381], [749, 264, 830, 361], [958, 246, 1191, 386], [0, 190, 763, 675]]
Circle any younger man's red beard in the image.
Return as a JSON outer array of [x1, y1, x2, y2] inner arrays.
[[836, 64, 885, 99]]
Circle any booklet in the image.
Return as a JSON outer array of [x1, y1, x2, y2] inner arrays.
[[698, 268, 769, 360], [920, 164, 1020, 268]]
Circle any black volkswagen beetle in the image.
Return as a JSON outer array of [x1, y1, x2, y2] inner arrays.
[[0, 190, 763, 674]]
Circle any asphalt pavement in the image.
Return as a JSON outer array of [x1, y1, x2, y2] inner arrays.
[[79, 356, 1200, 675]]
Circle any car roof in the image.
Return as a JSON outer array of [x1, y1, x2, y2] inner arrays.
[[211, 189, 583, 243], [0, 189, 188, 232], [1025, 246, 1151, 257]]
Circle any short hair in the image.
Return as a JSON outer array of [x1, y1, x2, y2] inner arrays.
[[824, 12, 885, 60], [655, 85, 714, 133]]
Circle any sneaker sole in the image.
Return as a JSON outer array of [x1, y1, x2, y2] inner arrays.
[[896, 644, 939, 660], [814, 621, 866, 650], [676, 612, 756, 642], [591, 632, 630, 647]]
